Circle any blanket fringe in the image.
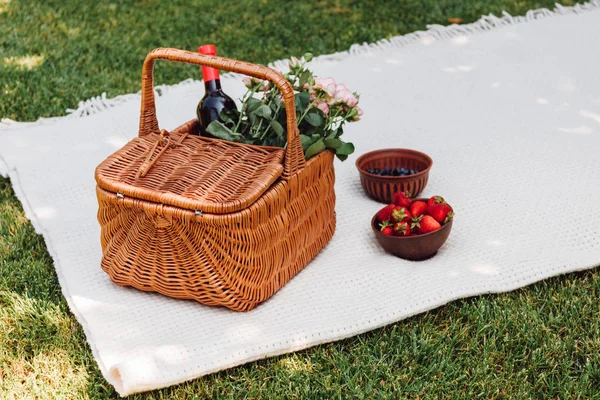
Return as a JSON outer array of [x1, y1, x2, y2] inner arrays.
[[1, 0, 598, 128]]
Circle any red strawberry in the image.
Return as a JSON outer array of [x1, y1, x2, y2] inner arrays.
[[376, 204, 396, 223], [427, 195, 446, 207], [428, 201, 454, 224], [392, 191, 412, 208], [443, 212, 455, 224], [418, 215, 441, 234], [379, 218, 392, 229], [393, 221, 411, 237], [381, 226, 393, 236], [410, 215, 423, 233], [391, 206, 411, 223], [409, 201, 428, 217]]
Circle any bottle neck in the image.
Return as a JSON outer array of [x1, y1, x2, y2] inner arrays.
[[201, 64, 220, 83], [204, 78, 221, 93]]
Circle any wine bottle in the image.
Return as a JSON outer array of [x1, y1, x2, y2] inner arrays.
[[195, 44, 237, 136]]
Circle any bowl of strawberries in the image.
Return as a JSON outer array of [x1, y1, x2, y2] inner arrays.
[[372, 191, 454, 260]]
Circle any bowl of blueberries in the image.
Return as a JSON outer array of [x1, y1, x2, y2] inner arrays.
[[355, 148, 433, 203]]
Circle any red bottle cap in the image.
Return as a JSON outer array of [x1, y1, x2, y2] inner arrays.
[[198, 44, 219, 82], [198, 44, 216, 55]]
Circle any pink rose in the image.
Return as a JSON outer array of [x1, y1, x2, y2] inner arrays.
[[334, 84, 358, 107], [316, 100, 329, 115], [334, 84, 349, 97], [314, 77, 337, 97], [242, 77, 270, 91]]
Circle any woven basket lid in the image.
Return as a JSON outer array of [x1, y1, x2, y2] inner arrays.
[[95, 131, 285, 214]]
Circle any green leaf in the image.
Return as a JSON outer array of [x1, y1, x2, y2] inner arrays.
[[270, 120, 284, 137], [219, 108, 237, 125], [324, 138, 342, 149], [301, 126, 320, 137], [299, 134, 314, 150], [253, 104, 272, 118], [305, 138, 326, 160], [326, 128, 340, 139], [336, 141, 355, 155], [269, 100, 279, 112], [246, 97, 262, 113], [298, 70, 312, 88], [336, 154, 349, 161], [295, 92, 310, 111], [206, 121, 243, 141], [304, 111, 324, 127]]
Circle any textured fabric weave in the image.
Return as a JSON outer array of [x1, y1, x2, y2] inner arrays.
[[1, 3, 600, 395]]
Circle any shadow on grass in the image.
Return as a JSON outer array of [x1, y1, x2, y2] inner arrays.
[[0, 176, 119, 398]]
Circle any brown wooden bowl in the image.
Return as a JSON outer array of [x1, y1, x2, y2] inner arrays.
[[371, 199, 453, 261], [356, 148, 433, 203]]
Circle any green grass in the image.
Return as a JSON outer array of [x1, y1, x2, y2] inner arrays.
[[2, 0, 599, 398]]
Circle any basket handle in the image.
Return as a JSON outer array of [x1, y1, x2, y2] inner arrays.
[[139, 47, 306, 179]]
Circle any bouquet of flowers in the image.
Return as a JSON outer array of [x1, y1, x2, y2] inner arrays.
[[205, 53, 362, 161]]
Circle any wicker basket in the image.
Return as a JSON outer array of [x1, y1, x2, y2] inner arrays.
[[94, 48, 336, 312]]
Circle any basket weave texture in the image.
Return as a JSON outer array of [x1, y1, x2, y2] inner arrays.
[[94, 48, 336, 311]]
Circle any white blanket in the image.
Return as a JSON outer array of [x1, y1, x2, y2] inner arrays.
[[2, 2, 600, 395]]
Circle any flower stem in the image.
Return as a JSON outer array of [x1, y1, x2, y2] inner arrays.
[[259, 99, 282, 140], [297, 100, 317, 125], [234, 86, 259, 135]]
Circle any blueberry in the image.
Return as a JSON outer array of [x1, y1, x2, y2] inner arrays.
[[408, 169, 415, 175], [373, 168, 381, 175], [383, 167, 392, 176], [394, 167, 402, 176], [367, 168, 374, 174]]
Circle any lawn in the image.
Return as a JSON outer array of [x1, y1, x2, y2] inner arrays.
[[1, 0, 599, 398]]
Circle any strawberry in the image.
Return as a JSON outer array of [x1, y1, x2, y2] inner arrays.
[[393, 221, 411, 237], [391, 206, 411, 223], [443, 212, 455, 224], [428, 201, 454, 224], [427, 196, 447, 206], [381, 226, 393, 236], [392, 191, 412, 208], [427, 195, 445, 207], [418, 215, 441, 234], [410, 215, 423, 233], [409, 201, 428, 217], [376, 204, 396, 223], [378, 218, 392, 230]]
